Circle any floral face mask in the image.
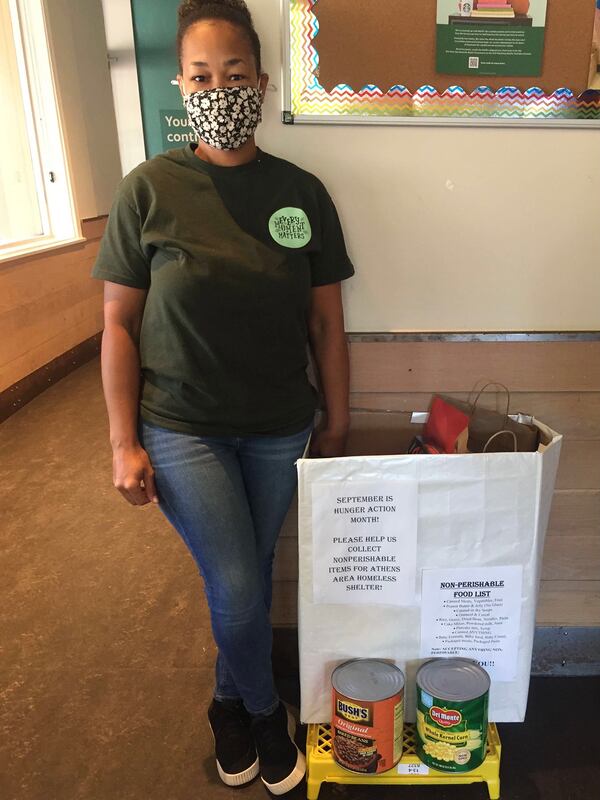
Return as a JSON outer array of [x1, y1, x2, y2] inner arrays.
[[182, 85, 263, 150]]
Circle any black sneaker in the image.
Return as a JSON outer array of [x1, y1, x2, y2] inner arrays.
[[251, 702, 306, 795], [208, 699, 259, 787]]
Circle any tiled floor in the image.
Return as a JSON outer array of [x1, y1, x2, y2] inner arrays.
[[1, 359, 599, 799]]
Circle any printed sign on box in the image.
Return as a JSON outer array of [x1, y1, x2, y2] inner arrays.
[[420, 565, 524, 682], [311, 481, 418, 606]]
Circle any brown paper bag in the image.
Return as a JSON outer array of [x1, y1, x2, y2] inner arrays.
[[439, 383, 540, 453]]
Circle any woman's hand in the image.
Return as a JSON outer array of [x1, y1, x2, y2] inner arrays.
[[112, 444, 159, 506], [309, 425, 348, 458]]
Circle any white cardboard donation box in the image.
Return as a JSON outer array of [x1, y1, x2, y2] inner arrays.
[[296, 416, 562, 724]]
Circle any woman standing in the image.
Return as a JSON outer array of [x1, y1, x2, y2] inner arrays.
[[93, 0, 353, 794]]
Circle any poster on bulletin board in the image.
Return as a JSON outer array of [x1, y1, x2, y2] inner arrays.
[[436, 0, 548, 77]]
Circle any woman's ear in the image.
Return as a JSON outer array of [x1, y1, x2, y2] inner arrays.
[[177, 74, 186, 98], [259, 72, 269, 101]]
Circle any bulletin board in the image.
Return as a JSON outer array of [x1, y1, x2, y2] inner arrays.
[[284, 0, 600, 125]]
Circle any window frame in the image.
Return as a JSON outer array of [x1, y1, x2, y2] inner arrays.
[[0, 0, 82, 262]]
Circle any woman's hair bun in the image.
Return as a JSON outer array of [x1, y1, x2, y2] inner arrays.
[[178, 0, 252, 25], [176, 0, 261, 73]]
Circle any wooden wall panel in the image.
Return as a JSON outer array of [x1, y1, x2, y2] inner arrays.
[[547, 491, 600, 535], [272, 340, 600, 629], [3, 314, 105, 390], [541, 537, 600, 580], [555, 442, 600, 490], [0, 251, 97, 314], [537, 581, 600, 626], [271, 580, 297, 627], [274, 538, 299, 582], [0, 218, 106, 392], [280, 498, 298, 539], [0, 286, 103, 364], [349, 342, 600, 393]]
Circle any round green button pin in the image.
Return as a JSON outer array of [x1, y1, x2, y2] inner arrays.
[[268, 207, 312, 249]]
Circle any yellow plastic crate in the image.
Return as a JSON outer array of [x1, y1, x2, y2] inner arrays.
[[306, 722, 501, 800]]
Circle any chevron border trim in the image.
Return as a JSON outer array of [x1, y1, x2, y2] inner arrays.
[[288, 0, 600, 121]]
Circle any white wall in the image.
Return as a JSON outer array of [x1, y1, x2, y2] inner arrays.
[[100, 0, 145, 174], [105, 0, 600, 332], [44, 0, 122, 220]]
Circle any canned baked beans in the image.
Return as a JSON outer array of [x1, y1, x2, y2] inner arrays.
[[332, 659, 404, 774]]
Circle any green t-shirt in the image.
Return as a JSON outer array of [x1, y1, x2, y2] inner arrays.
[[92, 144, 354, 436]]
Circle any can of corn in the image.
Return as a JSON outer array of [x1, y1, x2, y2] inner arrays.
[[332, 659, 404, 774], [415, 658, 490, 773]]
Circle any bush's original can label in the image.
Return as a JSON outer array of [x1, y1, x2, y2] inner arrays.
[[332, 659, 404, 774], [416, 658, 490, 773]]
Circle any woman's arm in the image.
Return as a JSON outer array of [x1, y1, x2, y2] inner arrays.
[[101, 281, 158, 506], [307, 282, 350, 457]]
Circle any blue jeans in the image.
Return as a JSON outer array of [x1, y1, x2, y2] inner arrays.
[[139, 420, 312, 716]]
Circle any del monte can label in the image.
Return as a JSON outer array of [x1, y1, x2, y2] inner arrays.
[[430, 706, 462, 728], [416, 658, 490, 773]]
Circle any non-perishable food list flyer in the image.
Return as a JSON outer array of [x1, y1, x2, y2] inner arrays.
[[420, 565, 523, 682], [436, 0, 548, 77], [311, 481, 418, 606]]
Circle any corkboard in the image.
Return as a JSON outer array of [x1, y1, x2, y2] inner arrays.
[[314, 0, 596, 96]]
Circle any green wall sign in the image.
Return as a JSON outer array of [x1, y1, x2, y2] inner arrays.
[[130, 0, 196, 157]]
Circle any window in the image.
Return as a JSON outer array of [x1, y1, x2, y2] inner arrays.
[[0, 0, 80, 260]]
